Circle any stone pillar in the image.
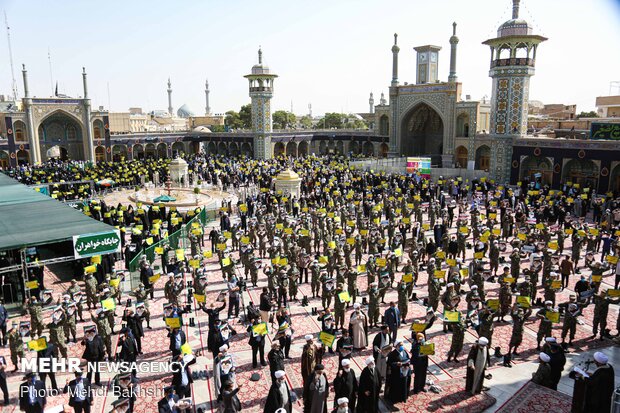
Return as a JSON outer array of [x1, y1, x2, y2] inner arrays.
[[82, 68, 95, 162], [22, 65, 41, 164], [153, 171, 159, 186]]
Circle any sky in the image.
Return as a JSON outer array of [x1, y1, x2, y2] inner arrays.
[[1, 0, 619, 116]]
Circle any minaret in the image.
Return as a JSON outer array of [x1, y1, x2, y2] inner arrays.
[[82, 67, 95, 162], [448, 22, 459, 83], [244, 47, 278, 159], [483, 0, 547, 182], [380, 92, 387, 106], [391, 33, 400, 86], [22, 64, 41, 164], [205, 79, 211, 115], [369, 92, 374, 114], [167, 78, 173, 116]]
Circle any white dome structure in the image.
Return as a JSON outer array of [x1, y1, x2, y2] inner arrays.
[[177, 104, 195, 118]]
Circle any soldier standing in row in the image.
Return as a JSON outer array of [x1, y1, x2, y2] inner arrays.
[[47, 306, 68, 358], [92, 309, 113, 360], [27, 296, 44, 337], [446, 319, 465, 362], [7, 321, 24, 371]]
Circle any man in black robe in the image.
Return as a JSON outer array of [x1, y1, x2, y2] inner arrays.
[[543, 337, 566, 390], [303, 364, 329, 413], [385, 338, 411, 404], [264, 370, 294, 413], [357, 357, 381, 413], [579, 351, 615, 413], [333, 359, 357, 412], [465, 337, 490, 395], [372, 325, 390, 361]]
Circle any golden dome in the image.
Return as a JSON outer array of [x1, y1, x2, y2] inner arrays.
[[276, 169, 301, 181]]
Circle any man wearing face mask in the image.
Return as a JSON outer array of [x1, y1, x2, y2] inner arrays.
[[303, 364, 328, 413], [333, 359, 357, 413], [348, 303, 368, 350], [82, 325, 105, 387], [63, 367, 93, 413], [536, 301, 555, 350], [7, 321, 24, 371], [357, 357, 380, 413], [332, 397, 351, 413], [47, 306, 68, 358], [264, 370, 294, 413], [385, 338, 412, 403], [157, 386, 178, 413], [19, 371, 46, 413], [411, 333, 429, 394]]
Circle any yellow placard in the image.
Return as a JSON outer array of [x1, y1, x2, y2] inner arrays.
[[607, 289, 620, 298], [300, 229, 310, 236], [101, 298, 116, 311], [346, 237, 355, 245], [546, 311, 560, 323], [518, 233, 527, 241], [149, 273, 161, 283], [145, 237, 154, 246], [403, 273, 413, 283], [565, 228, 574, 235], [223, 231, 232, 239], [319, 331, 335, 347], [284, 228, 294, 235], [26, 280, 39, 289], [241, 236, 250, 245], [474, 252, 484, 259], [84, 265, 97, 274], [275, 223, 284, 230], [459, 227, 469, 234], [252, 322, 268, 336], [535, 223, 544, 230], [203, 250, 213, 258], [91, 255, 102, 264], [516, 296, 531, 308], [436, 251, 446, 259], [503, 276, 515, 284], [338, 291, 351, 303], [360, 229, 369, 236], [422, 223, 430, 230], [192, 228, 202, 236], [217, 243, 227, 251], [155, 247, 164, 255], [347, 220, 356, 227], [446, 259, 456, 267], [335, 228, 343, 235], [551, 280, 562, 289], [403, 217, 410, 224], [189, 259, 200, 269], [181, 343, 192, 355], [221, 257, 231, 267], [589, 228, 599, 236], [239, 204, 248, 212], [110, 278, 121, 288], [279, 258, 289, 266], [376, 258, 387, 267], [165, 317, 181, 328], [592, 275, 602, 283], [487, 299, 499, 310], [27, 337, 48, 352], [606, 255, 619, 265], [193, 293, 206, 303], [411, 322, 426, 333], [443, 310, 461, 323], [328, 241, 336, 250], [459, 268, 469, 278], [175, 249, 185, 261], [357, 264, 366, 273], [319, 256, 328, 264], [434, 270, 446, 279], [271, 257, 280, 265], [420, 342, 435, 356]]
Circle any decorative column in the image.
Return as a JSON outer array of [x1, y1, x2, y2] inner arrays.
[[82, 67, 95, 162], [448, 22, 459, 83], [22, 65, 40, 164]]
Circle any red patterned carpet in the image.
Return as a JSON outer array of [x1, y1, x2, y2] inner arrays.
[[494, 381, 572, 413], [387, 378, 496, 413]]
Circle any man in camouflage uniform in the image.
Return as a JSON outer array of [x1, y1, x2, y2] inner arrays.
[[489, 241, 500, 276], [446, 319, 465, 362], [27, 296, 44, 337], [334, 284, 346, 330], [288, 264, 300, 301], [170, 274, 185, 308], [368, 281, 380, 328], [346, 268, 358, 305], [478, 307, 496, 350], [397, 280, 409, 324], [592, 290, 620, 340], [249, 257, 260, 288], [59, 295, 78, 343], [321, 274, 334, 309], [47, 306, 68, 358], [67, 279, 85, 321], [508, 303, 531, 356], [98, 288, 117, 334], [428, 275, 441, 312], [561, 303, 581, 345], [536, 301, 555, 350], [130, 283, 152, 328], [498, 281, 512, 322], [92, 308, 113, 359], [84, 272, 98, 310], [510, 248, 521, 279], [7, 321, 24, 371]]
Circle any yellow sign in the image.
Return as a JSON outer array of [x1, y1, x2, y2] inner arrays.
[[175, 249, 185, 261], [535, 223, 544, 230], [149, 273, 161, 284], [101, 298, 116, 311], [319, 256, 328, 264], [376, 258, 387, 267], [443, 310, 461, 323], [239, 204, 248, 212], [338, 291, 351, 303], [217, 243, 227, 251], [319, 331, 335, 347], [145, 237, 154, 246], [357, 264, 366, 273], [360, 229, 369, 236], [110, 278, 121, 288], [279, 258, 288, 266], [155, 247, 164, 255], [284, 228, 294, 235], [403, 217, 410, 224], [165, 317, 181, 328], [551, 280, 562, 289], [565, 228, 574, 235], [459, 269, 469, 278], [91, 255, 102, 264], [592, 275, 602, 283], [436, 251, 446, 259], [181, 343, 192, 355], [27, 337, 48, 352], [422, 223, 430, 230], [328, 241, 336, 249], [275, 223, 284, 230], [26, 280, 39, 289], [606, 255, 619, 265], [347, 237, 355, 245], [252, 322, 269, 336], [403, 273, 413, 283], [474, 252, 484, 259], [546, 311, 560, 323], [516, 296, 531, 308], [420, 342, 435, 356], [394, 248, 403, 258], [189, 259, 200, 269], [84, 265, 97, 274], [503, 277, 515, 284], [607, 289, 620, 298], [434, 270, 446, 279], [193, 293, 206, 303], [411, 323, 426, 333], [221, 257, 231, 267], [446, 259, 456, 267], [203, 250, 213, 258], [487, 299, 499, 310], [459, 227, 469, 234], [589, 228, 599, 236]]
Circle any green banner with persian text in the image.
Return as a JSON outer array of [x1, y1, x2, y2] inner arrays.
[[73, 230, 121, 258], [591, 123, 620, 140]]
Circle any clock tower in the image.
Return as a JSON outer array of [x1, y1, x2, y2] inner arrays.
[[244, 47, 278, 160], [414, 45, 441, 84], [483, 0, 546, 182]]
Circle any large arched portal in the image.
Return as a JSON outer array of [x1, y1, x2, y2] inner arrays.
[[401, 103, 444, 163], [38, 112, 84, 161]]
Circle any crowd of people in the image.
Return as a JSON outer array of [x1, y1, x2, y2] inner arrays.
[[1, 154, 619, 413]]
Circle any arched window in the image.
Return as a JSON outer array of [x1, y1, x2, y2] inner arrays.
[[379, 115, 389, 136], [67, 126, 77, 140]]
